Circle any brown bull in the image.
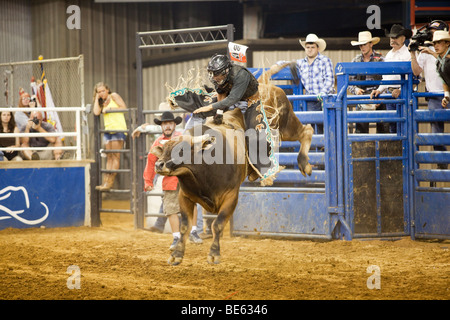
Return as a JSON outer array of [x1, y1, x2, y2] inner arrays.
[[151, 108, 247, 265]]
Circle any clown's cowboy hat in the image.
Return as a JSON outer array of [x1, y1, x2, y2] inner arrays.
[[351, 31, 380, 46], [300, 34, 326, 52], [154, 111, 182, 125]]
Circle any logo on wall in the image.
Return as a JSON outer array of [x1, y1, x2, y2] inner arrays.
[[0, 186, 49, 225]]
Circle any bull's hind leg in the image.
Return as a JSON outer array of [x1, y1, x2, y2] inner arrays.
[[168, 195, 194, 266], [207, 195, 238, 264], [279, 108, 314, 177], [297, 124, 314, 177]]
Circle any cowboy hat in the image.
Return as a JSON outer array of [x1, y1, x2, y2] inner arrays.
[[154, 111, 182, 125], [299, 34, 327, 52], [432, 30, 450, 43], [385, 24, 413, 39], [351, 31, 380, 46]]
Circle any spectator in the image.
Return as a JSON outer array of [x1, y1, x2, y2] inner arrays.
[[20, 111, 57, 160], [370, 24, 413, 133], [14, 91, 64, 159], [430, 30, 450, 107], [15, 91, 38, 130], [93, 82, 128, 191], [277, 33, 334, 135], [0, 111, 22, 161], [349, 31, 386, 134], [410, 21, 449, 170], [139, 111, 203, 249]]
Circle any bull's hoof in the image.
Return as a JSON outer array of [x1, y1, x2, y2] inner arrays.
[[298, 159, 313, 177], [303, 163, 312, 176], [207, 254, 221, 265], [168, 255, 183, 266]]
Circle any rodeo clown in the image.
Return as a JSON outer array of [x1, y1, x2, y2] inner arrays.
[[191, 53, 280, 185]]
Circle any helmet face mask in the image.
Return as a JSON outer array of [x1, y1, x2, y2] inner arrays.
[[208, 68, 229, 86]]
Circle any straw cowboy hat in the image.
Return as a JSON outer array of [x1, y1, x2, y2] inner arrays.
[[351, 31, 380, 46], [385, 24, 413, 39], [154, 111, 182, 125], [299, 34, 327, 52], [432, 30, 450, 43]]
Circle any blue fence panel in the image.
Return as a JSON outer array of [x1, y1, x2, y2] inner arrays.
[[234, 61, 449, 241]]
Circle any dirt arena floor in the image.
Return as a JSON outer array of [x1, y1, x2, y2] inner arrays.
[[0, 200, 448, 301]]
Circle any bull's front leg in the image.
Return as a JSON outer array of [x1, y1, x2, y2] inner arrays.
[[168, 195, 194, 266], [207, 196, 238, 265]]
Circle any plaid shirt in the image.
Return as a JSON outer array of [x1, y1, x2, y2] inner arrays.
[[348, 50, 385, 95], [294, 53, 335, 95]]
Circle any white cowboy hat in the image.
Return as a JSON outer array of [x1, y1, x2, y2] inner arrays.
[[299, 34, 327, 52], [351, 31, 380, 46], [432, 30, 450, 43]]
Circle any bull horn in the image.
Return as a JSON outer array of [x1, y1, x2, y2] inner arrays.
[[191, 134, 210, 144]]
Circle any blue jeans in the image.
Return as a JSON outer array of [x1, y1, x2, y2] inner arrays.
[[386, 103, 402, 133], [153, 203, 167, 231], [306, 101, 323, 135], [428, 97, 447, 152]]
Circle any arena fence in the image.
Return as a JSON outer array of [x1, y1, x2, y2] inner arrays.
[[0, 55, 88, 159], [232, 62, 449, 240]]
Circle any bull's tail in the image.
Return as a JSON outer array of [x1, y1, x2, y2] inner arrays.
[[257, 61, 300, 85]]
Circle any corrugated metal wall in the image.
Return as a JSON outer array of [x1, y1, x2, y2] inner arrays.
[[0, 0, 33, 63], [28, 0, 241, 110], [143, 58, 210, 113]]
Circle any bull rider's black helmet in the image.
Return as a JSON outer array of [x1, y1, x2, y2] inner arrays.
[[207, 54, 232, 74], [207, 54, 232, 86]]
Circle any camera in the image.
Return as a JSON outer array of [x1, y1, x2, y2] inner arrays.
[[409, 27, 433, 52], [32, 117, 39, 125], [409, 20, 449, 52]]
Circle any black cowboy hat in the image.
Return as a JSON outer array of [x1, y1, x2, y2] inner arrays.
[[154, 111, 182, 125], [385, 24, 413, 39]]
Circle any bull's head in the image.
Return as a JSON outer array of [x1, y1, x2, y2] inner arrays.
[[151, 134, 217, 176]]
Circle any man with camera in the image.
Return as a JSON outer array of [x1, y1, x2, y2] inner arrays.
[[20, 111, 58, 160], [409, 20, 449, 170]]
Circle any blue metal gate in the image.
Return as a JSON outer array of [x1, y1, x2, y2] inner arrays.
[[232, 62, 449, 240], [410, 91, 450, 239]]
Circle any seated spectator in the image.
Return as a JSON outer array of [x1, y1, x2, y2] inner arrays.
[[0, 111, 23, 161], [20, 111, 58, 160], [15, 90, 41, 130]]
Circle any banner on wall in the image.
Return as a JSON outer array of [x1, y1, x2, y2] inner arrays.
[[228, 42, 248, 63], [0, 167, 86, 230]]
